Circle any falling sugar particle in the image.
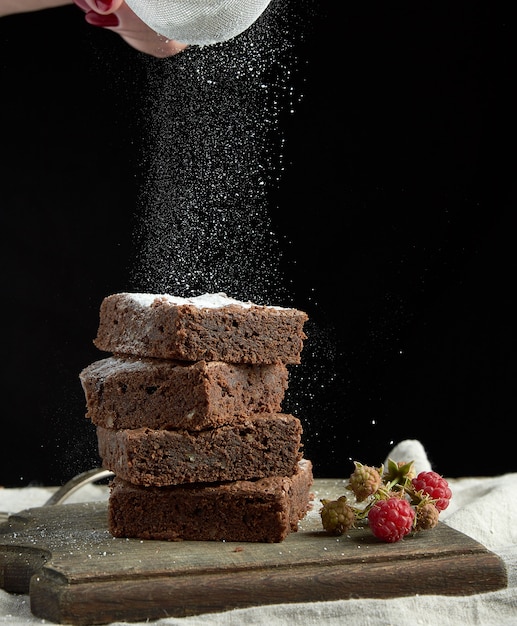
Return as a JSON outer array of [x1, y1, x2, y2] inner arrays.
[[127, 1, 308, 305]]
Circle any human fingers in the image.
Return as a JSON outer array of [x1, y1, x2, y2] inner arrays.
[[72, 0, 187, 58]]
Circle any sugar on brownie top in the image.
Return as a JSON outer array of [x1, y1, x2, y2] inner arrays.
[[115, 292, 284, 310], [93, 292, 309, 364]]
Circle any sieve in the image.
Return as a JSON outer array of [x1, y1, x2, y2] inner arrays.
[[125, 0, 273, 45]]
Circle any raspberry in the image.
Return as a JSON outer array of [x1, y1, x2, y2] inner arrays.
[[414, 501, 440, 531], [412, 471, 452, 511], [367, 497, 415, 543], [320, 496, 356, 535], [348, 462, 382, 502], [319, 456, 451, 542]]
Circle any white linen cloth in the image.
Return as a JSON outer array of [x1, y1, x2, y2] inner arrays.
[[1, 440, 516, 626]]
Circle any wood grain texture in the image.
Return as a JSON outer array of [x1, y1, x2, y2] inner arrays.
[[0, 479, 507, 625]]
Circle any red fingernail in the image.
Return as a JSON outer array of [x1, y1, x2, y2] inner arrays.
[[84, 11, 119, 27]]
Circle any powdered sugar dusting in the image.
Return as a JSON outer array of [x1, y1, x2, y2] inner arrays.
[[80, 356, 151, 379], [126, 1, 308, 306], [126, 291, 288, 310]]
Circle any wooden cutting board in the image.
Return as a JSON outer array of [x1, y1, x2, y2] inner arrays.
[[0, 479, 507, 625]]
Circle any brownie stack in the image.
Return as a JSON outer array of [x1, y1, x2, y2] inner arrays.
[[79, 292, 314, 543]]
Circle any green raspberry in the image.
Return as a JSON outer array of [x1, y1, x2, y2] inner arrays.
[[320, 496, 356, 535], [414, 501, 440, 531], [348, 461, 382, 502]]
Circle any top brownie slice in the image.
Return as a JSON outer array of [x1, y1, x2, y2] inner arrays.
[[93, 292, 308, 364]]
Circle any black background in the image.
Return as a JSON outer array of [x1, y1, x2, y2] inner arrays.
[[1, 1, 515, 486]]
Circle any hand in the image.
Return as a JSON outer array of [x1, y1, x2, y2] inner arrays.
[[73, 0, 188, 58]]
